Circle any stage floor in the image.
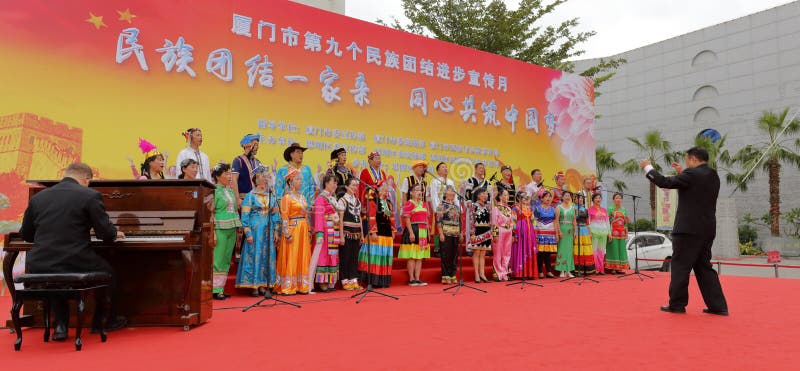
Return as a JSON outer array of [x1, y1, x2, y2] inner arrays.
[[1, 273, 796, 370]]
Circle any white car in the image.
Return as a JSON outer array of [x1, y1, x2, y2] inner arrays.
[[626, 232, 673, 270]]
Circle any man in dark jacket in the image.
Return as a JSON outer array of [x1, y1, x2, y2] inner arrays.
[[20, 163, 126, 340], [640, 147, 728, 316]]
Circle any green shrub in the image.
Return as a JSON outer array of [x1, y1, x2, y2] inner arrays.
[[738, 224, 758, 245], [632, 219, 654, 232], [739, 241, 762, 256]]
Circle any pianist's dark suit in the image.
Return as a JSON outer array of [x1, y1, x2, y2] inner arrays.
[[19, 177, 118, 327], [646, 164, 728, 312], [20, 177, 117, 273]]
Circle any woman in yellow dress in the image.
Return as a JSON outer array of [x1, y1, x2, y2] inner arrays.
[[274, 169, 312, 295]]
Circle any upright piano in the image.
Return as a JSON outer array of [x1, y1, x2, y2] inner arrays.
[[3, 179, 215, 331]]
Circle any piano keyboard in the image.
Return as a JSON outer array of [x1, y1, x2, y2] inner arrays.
[[92, 235, 184, 242]]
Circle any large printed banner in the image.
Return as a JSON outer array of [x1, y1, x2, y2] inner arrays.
[[0, 0, 596, 234], [656, 188, 678, 231]]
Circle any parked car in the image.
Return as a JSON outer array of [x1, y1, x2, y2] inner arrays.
[[626, 232, 672, 270]]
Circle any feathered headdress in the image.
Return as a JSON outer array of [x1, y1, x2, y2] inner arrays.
[[138, 138, 161, 160], [182, 128, 199, 143]]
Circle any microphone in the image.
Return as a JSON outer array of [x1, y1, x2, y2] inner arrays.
[[488, 172, 498, 182], [426, 167, 440, 180]]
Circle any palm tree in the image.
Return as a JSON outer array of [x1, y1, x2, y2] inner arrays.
[[595, 145, 627, 192], [622, 130, 682, 222], [729, 108, 800, 236]]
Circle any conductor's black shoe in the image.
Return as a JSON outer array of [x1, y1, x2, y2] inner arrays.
[[702, 308, 729, 316], [660, 305, 686, 314], [52, 323, 68, 341]]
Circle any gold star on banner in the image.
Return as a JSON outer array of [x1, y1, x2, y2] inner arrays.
[[85, 12, 107, 29], [117, 8, 136, 23]]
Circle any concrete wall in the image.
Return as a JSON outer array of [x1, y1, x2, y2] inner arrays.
[[574, 1, 800, 247]]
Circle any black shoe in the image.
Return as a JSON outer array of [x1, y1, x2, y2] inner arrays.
[[52, 323, 68, 341], [660, 305, 686, 314], [92, 316, 128, 333], [213, 293, 227, 300], [702, 308, 729, 316]]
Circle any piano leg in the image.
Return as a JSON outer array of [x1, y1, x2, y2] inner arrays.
[[180, 249, 198, 330], [3, 250, 33, 333], [2, 250, 19, 299], [11, 293, 23, 351]]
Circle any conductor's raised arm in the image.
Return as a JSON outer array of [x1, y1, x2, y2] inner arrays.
[[640, 159, 692, 190]]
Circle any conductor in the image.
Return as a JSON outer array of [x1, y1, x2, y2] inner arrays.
[[19, 163, 127, 341], [640, 147, 728, 316]]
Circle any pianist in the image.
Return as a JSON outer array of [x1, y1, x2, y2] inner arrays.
[[19, 162, 127, 340]]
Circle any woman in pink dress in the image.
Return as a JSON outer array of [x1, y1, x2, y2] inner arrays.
[[399, 183, 431, 286], [588, 193, 611, 274], [510, 191, 538, 279], [312, 174, 343, 292], [492, 188, 516, 281]]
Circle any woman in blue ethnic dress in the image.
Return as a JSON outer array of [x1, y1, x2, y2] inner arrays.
[[236, 166, 281, 296]]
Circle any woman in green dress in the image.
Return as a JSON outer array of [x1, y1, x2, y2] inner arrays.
[[606, 193, 630, 274], [209, 163, 242, 300], [554, 191, 576, 277]]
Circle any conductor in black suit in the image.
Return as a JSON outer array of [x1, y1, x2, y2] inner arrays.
[[640, 147, 729, 316], [19, 163, 127, 340]]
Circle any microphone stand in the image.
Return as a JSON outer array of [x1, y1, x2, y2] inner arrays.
[[560, 200, 599, 285], [243, 186, 301, 311], [617, 193, 653, 280], [505, 204, 543, 289], [443, 192, 487, 295], [577, 185, 652, 281], [350, 177, 399, 303], [427, 171, 486, 296]]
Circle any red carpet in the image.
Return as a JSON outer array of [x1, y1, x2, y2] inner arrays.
[[2, 273, 797, 370]]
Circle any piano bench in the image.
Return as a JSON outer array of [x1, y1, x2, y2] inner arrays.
[[11, 272, 112, 351]]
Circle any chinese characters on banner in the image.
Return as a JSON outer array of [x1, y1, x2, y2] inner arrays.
[[114, 12, 557, 138]]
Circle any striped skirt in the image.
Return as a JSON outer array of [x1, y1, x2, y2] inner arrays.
[[358, 235, 394, 287], [536, 222, 557, 253], [573, 225, 595, 273]]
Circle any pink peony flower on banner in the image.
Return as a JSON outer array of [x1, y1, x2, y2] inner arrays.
[[545, 72, 596, 168]]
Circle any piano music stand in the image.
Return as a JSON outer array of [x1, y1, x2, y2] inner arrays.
[[243, 187, 301, 311]]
